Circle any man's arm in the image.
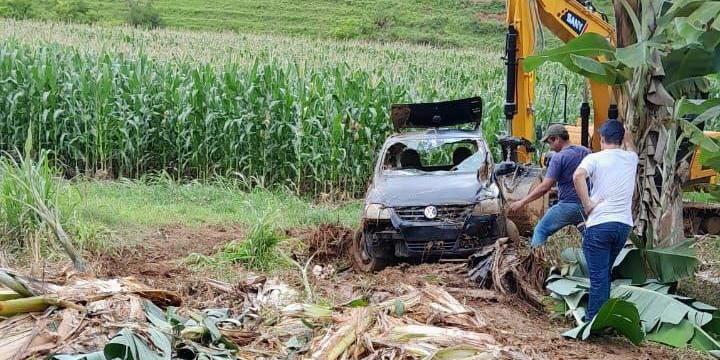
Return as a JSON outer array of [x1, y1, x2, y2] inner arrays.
[[623, 125, 637, 153], [573, 168, 595, 215], [508, 177, 555, 212]]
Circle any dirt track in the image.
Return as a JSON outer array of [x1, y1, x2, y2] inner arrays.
[[89, 224, 704, 360]]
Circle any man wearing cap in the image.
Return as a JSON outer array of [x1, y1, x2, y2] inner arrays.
[[573, 119, 638, 321], [508, 123, 591, 247]]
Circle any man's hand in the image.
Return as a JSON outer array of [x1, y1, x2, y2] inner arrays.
[[506, 178, 554, 215], [507, 200, 524, 214], [582, 200, 597, 216], [623, 124, 637, 153]]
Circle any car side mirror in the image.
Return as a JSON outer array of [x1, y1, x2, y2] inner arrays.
[[493, 161, 517, 177]]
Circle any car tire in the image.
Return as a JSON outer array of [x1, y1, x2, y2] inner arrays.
[[351, 228, 390, 272]]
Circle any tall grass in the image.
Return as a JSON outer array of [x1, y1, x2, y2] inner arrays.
[[0, 20, 593, 196], [0, 130, 85, 269], [0, 150, 56, 252]]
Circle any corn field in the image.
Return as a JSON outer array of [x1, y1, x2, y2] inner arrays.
[[0, 20, 593, 195]]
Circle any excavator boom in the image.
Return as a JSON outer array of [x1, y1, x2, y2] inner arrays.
[[504, 0, 614, 160]]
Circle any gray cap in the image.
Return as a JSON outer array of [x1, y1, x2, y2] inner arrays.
[[541, 123, 569, 142]]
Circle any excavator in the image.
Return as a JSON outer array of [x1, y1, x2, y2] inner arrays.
[[498, 0, 720, 235]]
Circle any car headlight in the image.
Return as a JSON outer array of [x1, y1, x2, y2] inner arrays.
[[365, 203, 392, 220]]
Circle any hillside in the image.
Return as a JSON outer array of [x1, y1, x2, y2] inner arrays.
[[5, 0, 618, 48], [16, 0, 506, 48]]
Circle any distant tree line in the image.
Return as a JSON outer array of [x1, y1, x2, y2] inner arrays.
[[0, 0, 163, 29]]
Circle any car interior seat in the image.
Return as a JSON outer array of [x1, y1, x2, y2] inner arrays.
[[400, 149, 422, 169], [452, 147, 473, 167]]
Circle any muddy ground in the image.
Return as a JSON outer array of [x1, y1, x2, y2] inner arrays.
[[81, 223, 705, 359]]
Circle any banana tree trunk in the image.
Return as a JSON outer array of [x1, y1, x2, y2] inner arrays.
[[613, 0, 685, 247]]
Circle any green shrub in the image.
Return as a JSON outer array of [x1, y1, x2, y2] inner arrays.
[[217, 219, 285, 271], [332, 18, 362, 40], [1, 0, 35, 19], [53, 0, 96, 24], [127, 0, 162, 29]]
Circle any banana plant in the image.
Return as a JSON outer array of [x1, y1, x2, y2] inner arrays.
[[525, 0, 720, 247]]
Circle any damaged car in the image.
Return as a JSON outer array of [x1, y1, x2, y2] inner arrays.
[[352, 97, 522, 272]]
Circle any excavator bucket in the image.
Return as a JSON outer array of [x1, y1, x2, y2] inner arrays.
[[497, 165, 549, 235]]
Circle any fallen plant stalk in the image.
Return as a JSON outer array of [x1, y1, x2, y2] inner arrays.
[[312, 307, 374, 360], [389, 324, 497, 348], [0, 290, 22, 301], [0, 295, 84, 317]]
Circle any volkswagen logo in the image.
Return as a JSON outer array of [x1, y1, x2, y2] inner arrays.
[[424, 206, 438, 219]]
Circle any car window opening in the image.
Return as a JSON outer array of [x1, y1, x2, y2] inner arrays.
[[382, 139, 485, 175]]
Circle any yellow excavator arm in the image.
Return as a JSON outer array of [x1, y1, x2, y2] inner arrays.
[[504, 0, 615, 161], [502, 0, 720, 236]]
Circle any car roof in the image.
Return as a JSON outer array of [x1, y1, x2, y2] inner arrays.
[[386, 128, 484, 142]]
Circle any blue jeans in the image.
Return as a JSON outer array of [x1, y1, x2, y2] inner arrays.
[[583, 221, 631, 320], [531, 201, 584, 248]]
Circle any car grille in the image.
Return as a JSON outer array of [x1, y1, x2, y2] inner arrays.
[[394, 204, 473, 223], [405, 239, 456, 253]]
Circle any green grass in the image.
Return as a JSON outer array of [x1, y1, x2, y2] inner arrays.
[[21, 0, 508, 48], [11, 0, 621, 49], [60, 180, 362, 236]]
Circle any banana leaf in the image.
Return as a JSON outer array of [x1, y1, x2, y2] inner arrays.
[[690, 324, 720, 357], [559, 247, 648, 284], [562, 298, 644, 345], [642, 317, 720, 357], [646, 320, 695, 348], [663, 45, 720, 97], [644, 240, 698, 283], [523, 33, 631, 85], [612, 284, 713, 332], [559, 241, 696, 285]]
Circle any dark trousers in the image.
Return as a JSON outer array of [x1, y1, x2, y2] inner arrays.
[[582, 221, 632, 320]]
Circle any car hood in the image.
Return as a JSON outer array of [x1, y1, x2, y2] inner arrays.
[[366, 172, 484, 207]]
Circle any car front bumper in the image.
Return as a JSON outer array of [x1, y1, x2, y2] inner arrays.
[[364, 213, 502, 258]]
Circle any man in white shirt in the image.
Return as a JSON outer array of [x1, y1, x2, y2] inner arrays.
[[572, 119, 638, 321]]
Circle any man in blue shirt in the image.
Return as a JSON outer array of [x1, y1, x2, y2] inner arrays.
[[508, 124, 591, 247]]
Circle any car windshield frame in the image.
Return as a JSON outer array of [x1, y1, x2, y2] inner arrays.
[[378, 133, 490, 177]]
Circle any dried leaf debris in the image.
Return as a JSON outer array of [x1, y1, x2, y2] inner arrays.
[[0, 267, 530, 359]]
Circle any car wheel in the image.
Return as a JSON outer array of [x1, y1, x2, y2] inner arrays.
[[352, 228, 389, 272]]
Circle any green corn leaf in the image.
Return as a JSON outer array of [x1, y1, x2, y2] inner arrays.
[[345, 297, 370, 308]]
